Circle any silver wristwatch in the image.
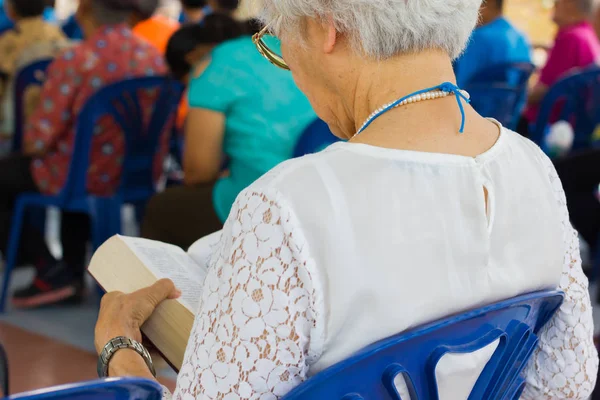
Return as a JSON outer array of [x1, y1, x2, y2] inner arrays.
[[97, 336, 156, 378]]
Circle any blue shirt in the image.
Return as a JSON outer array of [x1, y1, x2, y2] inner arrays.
[[455, 17, 531, 86], [188, 37, 316, 221]]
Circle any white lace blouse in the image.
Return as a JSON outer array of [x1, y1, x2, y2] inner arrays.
[[165, 127, 598, 399]]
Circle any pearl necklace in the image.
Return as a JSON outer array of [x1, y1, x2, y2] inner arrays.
[[355, 88, 471, 138]]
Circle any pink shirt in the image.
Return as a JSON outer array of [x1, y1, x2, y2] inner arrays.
[[525, 21, 600, 122]]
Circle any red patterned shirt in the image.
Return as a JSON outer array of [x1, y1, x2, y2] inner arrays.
[[25, 24, 168, 196]]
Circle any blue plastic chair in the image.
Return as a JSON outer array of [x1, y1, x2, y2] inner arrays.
[[294, 119, 340, 158], [530, 66, 600, 155], [282, 290, 563, 400], [465, 63, 535, 130], [61, 15, 84, 40], [467, 62, 536, 88], [7, 377, 162, 400], [466, 84, 522, 129], [0, 77, 184, 312], [12, 59, 53, 152]]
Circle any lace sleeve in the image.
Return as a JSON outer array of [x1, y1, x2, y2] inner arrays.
[[521, 154, 599, 399], [172, 188, 324, 399]]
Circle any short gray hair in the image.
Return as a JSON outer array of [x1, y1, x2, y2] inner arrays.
[[575, 0, 598, 15], [259, 0, 483, 60]]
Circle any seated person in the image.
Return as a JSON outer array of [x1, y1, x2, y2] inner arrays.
[[141, 15, 316, 249], [455, 0, 531, 86], [179, 0, 212, 23], [0, 0, 56, 34], [131, 0, 180, 54], [95, 0, 597, 398], [0, 0, 167, 309], [519, 0, 600, 135], [595, 2, 600, 39], [0, 0, 67, 133], [179, 0, 237, 23]]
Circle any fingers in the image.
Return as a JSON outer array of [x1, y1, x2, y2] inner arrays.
[[136, 279, 181, 308]]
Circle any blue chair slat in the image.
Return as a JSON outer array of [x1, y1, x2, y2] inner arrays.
[[7, 377, 162, 400], [61, 15, 84, 41], [282, 290, 563, 400], [466, 84, 522, 129], [12, 59, 53, 152], [467, 62, 536, 88], [0, 0, 12, 34], [466, 62, 536, 130], [531, 66, 600, 154], [0, 77, 184, 312], [294, 119, 340, 158]]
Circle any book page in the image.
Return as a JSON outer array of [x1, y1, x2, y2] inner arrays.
[[119, 236, 207, 312], [188, 230, 222, 268]]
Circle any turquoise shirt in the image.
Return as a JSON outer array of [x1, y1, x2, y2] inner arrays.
[[188, 36, 316, 222]]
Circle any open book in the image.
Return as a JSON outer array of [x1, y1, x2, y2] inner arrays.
[[88, 233, 221, 371]]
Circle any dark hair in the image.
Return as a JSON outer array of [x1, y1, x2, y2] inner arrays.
[[166, 14, 245, 81], [215, 0, 239, 11], [8, 0, 47, 17], [134, 0, 159, 20], [484, 0, 504, 10], [181, 0, 206, 9]]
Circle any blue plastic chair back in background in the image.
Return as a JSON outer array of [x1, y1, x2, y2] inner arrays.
[[12, 59, 53, 152], [61, 15, 84, 40], [282, 290, 563, 400], [62, 77, 184, 204], [0, 0, 11, 34], [294, 119, 340, 158], [0, 77, 184, 312], [467, 62, 535, 88], [7, 377, 162, 400], [531, 66, 600, 154], [466, 63, 535, 130], [466, 84, 522, 129]]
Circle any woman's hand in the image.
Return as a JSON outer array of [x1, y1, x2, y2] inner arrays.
[[94, 279, 181, 355]]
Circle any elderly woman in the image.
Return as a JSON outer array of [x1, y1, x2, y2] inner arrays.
[[94, 0, 598, 398]]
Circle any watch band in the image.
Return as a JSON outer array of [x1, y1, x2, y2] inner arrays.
[[97, 336, 156, 378]]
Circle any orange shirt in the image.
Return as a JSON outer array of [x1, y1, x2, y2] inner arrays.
[[133, 15, 179, 54]]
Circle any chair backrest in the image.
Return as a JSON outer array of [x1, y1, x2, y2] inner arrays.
[[12, 59, 53, 152], [7, 377, 162, 400], [58, 76, 184, 203], [282, 290, 564, 400], [531, 66, 600, 153], [466, 63, 536, 130], [61, 15, 84, 41], [294, 119, 340, 158], [466, 84, 522, 129], [467, 62, 536, 88]]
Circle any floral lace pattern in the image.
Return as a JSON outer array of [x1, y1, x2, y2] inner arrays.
[[521, 153, 598, 399], [166, 189, 324, 400]]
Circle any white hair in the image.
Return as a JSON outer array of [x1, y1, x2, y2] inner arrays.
[[258, 0, 483, 60]]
